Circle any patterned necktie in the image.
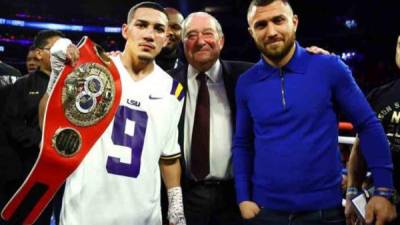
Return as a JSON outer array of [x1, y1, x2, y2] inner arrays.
[[190, 72, 210, 180]]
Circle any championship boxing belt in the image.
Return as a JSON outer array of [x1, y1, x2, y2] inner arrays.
[[1, 36, 121, 225]]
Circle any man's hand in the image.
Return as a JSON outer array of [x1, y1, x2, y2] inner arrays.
[[47, 38, 74, 94], [65, 44, 80, 67], [365, 196, 397, 225], [167, 187, 186, 225], [306, 46, 331, 55], [345, 196, 358, 225], [239, 201, 260, 219]]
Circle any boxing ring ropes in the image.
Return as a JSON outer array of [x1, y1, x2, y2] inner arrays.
[[338, 122, 356, 145], [338, 122, 358, 207], [337, 126, 374, 208]]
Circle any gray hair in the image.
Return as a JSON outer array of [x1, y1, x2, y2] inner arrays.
[[181, 12, 224, 40]]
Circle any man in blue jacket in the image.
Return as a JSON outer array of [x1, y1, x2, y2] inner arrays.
[[232, 0, 395, 224]]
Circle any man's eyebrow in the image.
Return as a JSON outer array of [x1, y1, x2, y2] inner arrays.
[[186, 29, 198, 35], [136, 19, 166, 27], [272, 14, 286, 20], [154, 22, 166, 28], [135, 19, 148, 24], [253, 14, 285, 26], [202, 28, 215, 32], [170, 23, 182, 28], [254, 19, 267, 27]]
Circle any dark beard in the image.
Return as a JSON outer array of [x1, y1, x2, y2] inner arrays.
[[261, 34, 296, 62], [138, 55, 153, 64], [155, 45, 181, 70], [158, 45, 179, 60]]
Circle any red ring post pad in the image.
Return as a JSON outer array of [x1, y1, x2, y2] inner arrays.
[[339, 122, 354, 131], [1, 36, 121, 225]]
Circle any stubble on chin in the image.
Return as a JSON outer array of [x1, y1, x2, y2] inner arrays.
[[138, 55, 153, 64], [261, 38, 295, 62]]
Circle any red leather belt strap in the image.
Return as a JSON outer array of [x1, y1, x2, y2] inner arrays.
[[1, 37, 121, 225]]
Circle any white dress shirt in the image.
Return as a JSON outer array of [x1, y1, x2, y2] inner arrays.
[[184, 60, 233, 180]]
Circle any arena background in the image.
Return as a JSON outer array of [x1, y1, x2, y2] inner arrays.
[[0, 0, 399, 92], [0, 0, 399, 224]]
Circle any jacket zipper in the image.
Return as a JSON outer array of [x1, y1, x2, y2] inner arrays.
[[279, 69, 287, 111]]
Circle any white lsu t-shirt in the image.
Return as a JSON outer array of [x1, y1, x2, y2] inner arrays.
[[60, 56, 184, 225]]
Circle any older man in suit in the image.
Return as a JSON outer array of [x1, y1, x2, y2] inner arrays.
[[170, 12, 252, 225]]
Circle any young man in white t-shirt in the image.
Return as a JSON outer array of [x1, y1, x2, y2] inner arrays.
[[38, 2, 186, 225]]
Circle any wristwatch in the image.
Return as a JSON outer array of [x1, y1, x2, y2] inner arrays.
[[346, 187, 360, 198], [373, 188, 398, 204]]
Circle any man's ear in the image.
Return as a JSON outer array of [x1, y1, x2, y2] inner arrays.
[[248, 27, 254, 39], [219, 36, 225, 50], [35, 48, 43, 61], [293, 14, 299, 33], [121, 23, 129, 40]]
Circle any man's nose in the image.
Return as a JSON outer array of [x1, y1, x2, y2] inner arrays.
[[266, 24, 278, 37], [143, 28, 156, 41], [166, 27, 174, 36], [195, 33, 207, 45]]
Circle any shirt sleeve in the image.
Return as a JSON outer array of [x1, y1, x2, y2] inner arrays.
[[330, 56, 393, 189], [232, 76, 255, 203], [160, 94, 184, 159]]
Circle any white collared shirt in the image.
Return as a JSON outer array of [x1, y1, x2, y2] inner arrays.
[[184, 60, 233, 180]]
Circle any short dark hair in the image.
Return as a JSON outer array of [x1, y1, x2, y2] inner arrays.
[[33, 30, 65, 49], [249, 0, 290, 7], [127, 1, 167, 24], [247, 0, 292, 20]]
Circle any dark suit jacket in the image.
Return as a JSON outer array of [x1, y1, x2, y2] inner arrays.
[[170, 59, 253, 172], [160, 60, 252, 223]]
